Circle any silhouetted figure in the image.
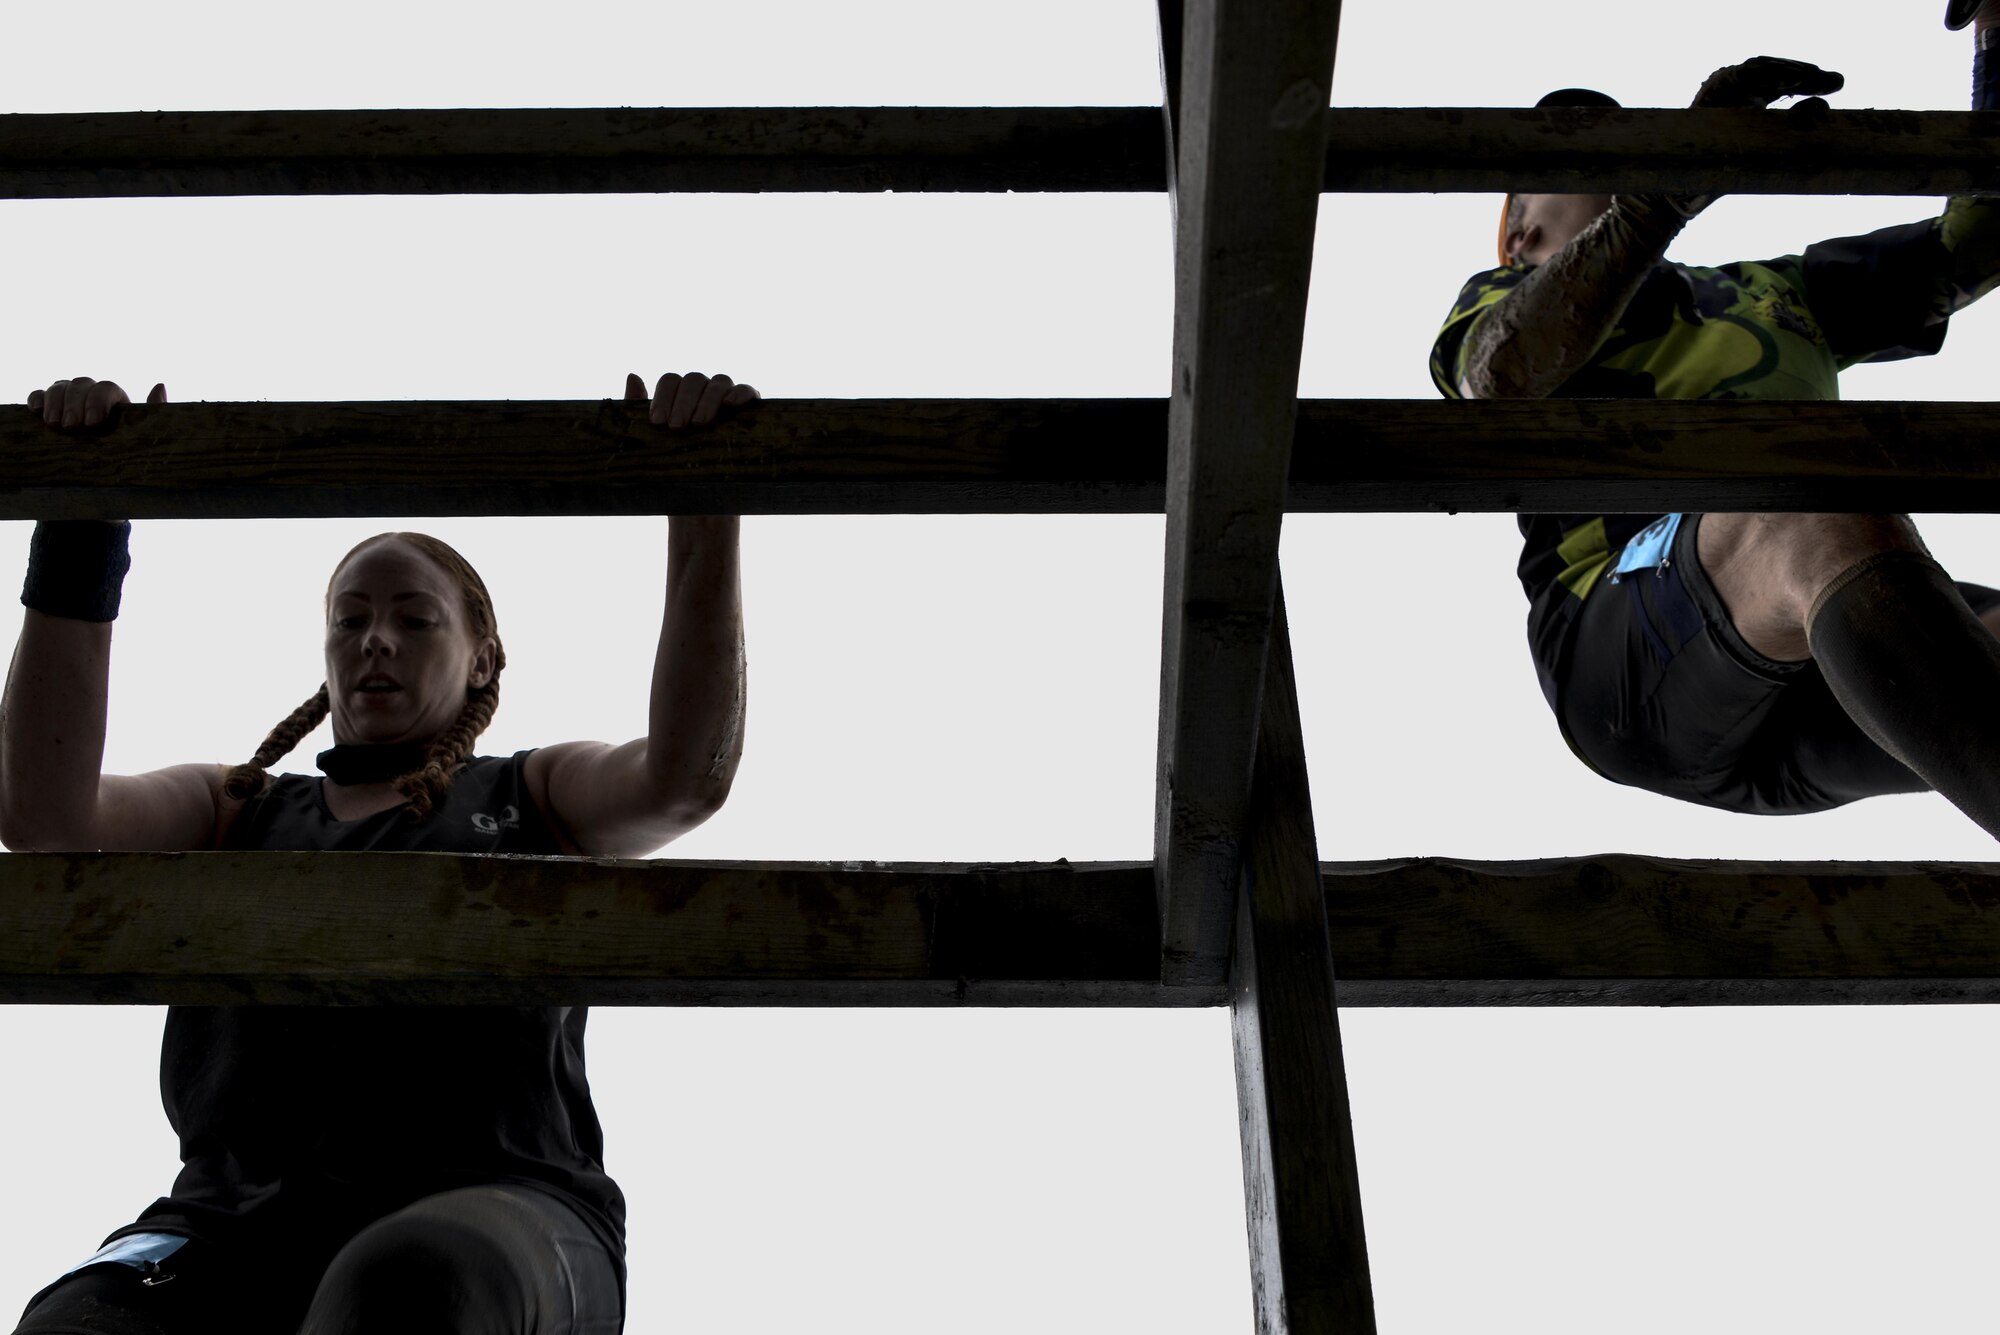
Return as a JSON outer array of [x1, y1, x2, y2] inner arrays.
[[1432, 31, 2000, 835], [5, 370, 756, 1334]]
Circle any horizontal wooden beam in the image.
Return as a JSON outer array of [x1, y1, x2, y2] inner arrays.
[[1300, 398, 2000, 514], [6, 852, 2000, 1006], [0, 107, 1167, 197], [1322, 106, 2000, 196], [5, 108, 1997, 198], [6, 398, 2000, 519], [1323, 855, 2000, 1006], [0, 853, 1172, 1006]]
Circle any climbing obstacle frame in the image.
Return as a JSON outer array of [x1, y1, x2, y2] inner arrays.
[[9, 1, 2000, 1330]]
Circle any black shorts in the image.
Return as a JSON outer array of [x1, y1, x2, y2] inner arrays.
[[15, 1184, 623, 1335], [1559, 513, 2000, 815]]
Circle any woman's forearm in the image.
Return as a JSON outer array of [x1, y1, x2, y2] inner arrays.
[[644, 515, 745, 819], [0, 611, 114, 848]]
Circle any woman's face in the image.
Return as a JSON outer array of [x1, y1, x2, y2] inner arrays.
[[323, 538, 496, 747]]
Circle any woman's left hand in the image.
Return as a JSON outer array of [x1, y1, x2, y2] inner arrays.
[[625, 372, 759, 429]]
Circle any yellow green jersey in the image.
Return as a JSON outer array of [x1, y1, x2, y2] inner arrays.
[[1429, 207, 2000, 710]]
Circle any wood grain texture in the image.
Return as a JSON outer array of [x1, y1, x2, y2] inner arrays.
[[0, 107, 1167, 197], [1322, 856, 2000, 1004], [3, 852, 2000, 1005], [1153, 0, 1341, 989], [1290, 399, 2000, 514], [1323, 107, 2000, 196], [4, 398, 2000, 518], [1231, 584, 1377, 1334], [6, 107, 1997, 198], [0, 398, 1172, 519], [0, 853, 1168, 1006]]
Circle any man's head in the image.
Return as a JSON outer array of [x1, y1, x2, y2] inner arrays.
[[1497, 88, 1620, 267], [1501, 191, 1616, 267]]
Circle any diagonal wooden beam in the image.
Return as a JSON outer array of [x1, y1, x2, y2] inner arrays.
[[1232, 579, 1377, 1333], [1153, 0, 1341, 985], [1155, 0, 1186, 173], [8, 108, 2000, 198]]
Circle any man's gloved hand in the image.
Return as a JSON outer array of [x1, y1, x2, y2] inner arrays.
[[1692, 56, 1844, 111], [1640, 57, 1845, 222], [1947, 1, 1988, 32]]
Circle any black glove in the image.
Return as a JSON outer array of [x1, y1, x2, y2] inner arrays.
[[1692, 56, 1844, 109], [1645, 57, 1844, 221]]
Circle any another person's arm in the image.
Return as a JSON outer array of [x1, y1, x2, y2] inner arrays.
[[0, 378, 226, 852], [524, 372, 755, 858], [1459, 57, 1844, 400]]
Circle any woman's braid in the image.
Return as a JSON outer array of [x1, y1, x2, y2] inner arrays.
[[395, 644, 506, 820], [223, 685, 331, 800]]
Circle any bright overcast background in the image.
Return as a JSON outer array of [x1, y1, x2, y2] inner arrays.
[[4, 0, 1999, 1331]]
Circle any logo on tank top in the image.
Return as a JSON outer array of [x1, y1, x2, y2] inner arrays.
[[471, 804, 521, 834]]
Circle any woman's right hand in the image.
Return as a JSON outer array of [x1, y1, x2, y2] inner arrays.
[[28, 377, 167, 429]]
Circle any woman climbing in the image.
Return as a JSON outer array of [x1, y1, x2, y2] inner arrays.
[[3, 369, 756, 1334]]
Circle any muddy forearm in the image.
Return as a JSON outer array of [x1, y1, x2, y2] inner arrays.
[[1462, 196, 1688, 399]]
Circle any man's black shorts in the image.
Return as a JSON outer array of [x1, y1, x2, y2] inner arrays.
[[1558, 513, 2000, 815]]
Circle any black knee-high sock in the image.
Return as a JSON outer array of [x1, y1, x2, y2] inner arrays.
[[1808, 551, 2000, 839]]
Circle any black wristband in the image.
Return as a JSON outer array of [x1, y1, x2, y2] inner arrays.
[[22, 520, 133, 622]]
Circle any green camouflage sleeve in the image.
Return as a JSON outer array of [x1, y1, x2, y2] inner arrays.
[[1932, 194, 2000, 318], [1428, 265, 1528, 399]]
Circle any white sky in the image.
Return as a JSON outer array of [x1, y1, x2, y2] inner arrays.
[[5, 0, 2000, 1331]]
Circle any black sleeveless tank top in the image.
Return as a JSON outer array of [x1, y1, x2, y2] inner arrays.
[[126, 752, 625, 1270]]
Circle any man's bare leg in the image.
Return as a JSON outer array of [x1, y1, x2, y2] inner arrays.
[[1699, 511, 2000, 837]]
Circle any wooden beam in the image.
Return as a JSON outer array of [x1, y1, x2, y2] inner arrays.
[[0, 107, 1166, 197], [4, 851, 2000, 1005], [1322, 106, 2000, 196], [1155, 0, 1186, 171], [1293, 398, 2000, 514], [1322, 855, 2000, 1006], [1153, 0, 1339, 987], [0, 398, 1171, 519], [0, 853, 1170, 1006], [1232, 582, 1376, 1333], [6, 398, 2000, 519], [8, 107, 2000, 198]]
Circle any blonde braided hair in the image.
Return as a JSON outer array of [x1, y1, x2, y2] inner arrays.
[[223, 532, 505, 820]]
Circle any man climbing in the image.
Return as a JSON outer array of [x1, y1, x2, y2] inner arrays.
[[1429, 10, 2000, 836]]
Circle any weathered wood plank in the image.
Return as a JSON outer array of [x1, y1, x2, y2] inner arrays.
[[1156, 0, 1186, 172], [1322, 855, 2000, 1005], [1294, 398, 2000, 514], [5, 398, 2000, 518], [6, 107, 1999, 198], [1232, 583, 1376, 1333], [0, 398, 1171, 519], [0, 853, 1170, 1006], [0, 107, 1166, 197], [1321, 106, 2000, 196], [1153, 0, 1340, 988], [3, 852, 2000, 1005]]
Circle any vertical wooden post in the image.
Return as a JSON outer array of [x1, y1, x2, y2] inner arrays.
[[1153, 0, 1343, 986], [1155, 0, 1185, 173], [1232, 577, 1376, 1333]]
